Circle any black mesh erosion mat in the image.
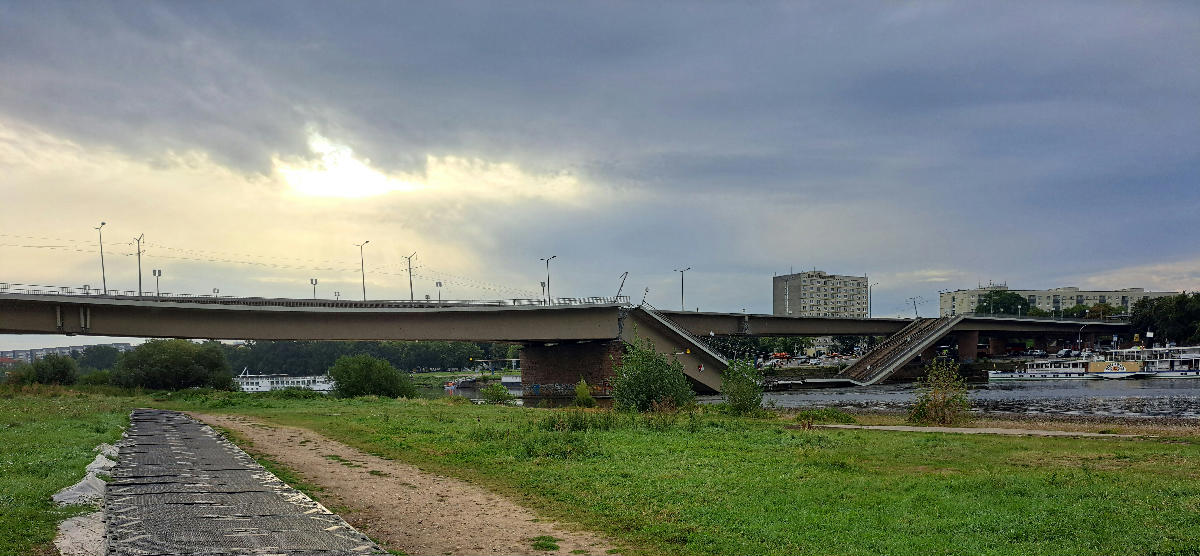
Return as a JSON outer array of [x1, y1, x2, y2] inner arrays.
[[105, 409, 385, 555]]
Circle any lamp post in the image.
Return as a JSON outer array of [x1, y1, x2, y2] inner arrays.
[[152, 269, 162, 297], [436, 281, 443, 306], [310, 278, 318, 299], [355, 240, 369, 301], [674, 267, 691, 311], [95, 222, 107, 294], [540, 255, 556, 305]]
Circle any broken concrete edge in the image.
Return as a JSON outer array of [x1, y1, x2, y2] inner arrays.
[[51, 416, 132, 556]]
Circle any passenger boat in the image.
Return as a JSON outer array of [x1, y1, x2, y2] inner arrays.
[[988, 346, 1200, 380], [234, 368, 335, 392]]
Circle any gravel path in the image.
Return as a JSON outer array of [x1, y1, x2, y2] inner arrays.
[[192, 413, 618, 556]]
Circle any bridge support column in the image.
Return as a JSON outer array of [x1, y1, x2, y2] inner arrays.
[[957, 330, 979, 362], [520, 340, 623, 398], [987, 337, 1005, 357]]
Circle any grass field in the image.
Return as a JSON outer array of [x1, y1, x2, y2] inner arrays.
[[6, 386, 1200, 556], [0, 386, 139, 555], [151, 390, 1200, 556]]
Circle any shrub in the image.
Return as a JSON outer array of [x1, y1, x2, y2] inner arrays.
[[612, 337, 695, 412], [78, 369, 113, 386], [722, 359, 763, 416], [32, 354, 79, 385], [573, 378, 596, 408], [113, 339, 234, 390], [2, 362, 36, 385], [908, 359, 971, 425], [329, 354, 416, 398], [480, 383, 515, 404]]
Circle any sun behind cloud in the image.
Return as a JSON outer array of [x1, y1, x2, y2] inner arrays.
[[275, 132, 424, 198]]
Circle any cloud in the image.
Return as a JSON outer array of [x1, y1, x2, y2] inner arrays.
[[1073, 259, 1200, 293]]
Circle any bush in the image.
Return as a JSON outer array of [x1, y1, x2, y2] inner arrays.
[[721, 359, 763, 416], [612, 337, 695, 412], [78, 369, 113, 386], [2, 362, 36, 385], [329, 354, 416, 398], [32, 354, 79, 385], [573, 378, 596, 408], [480, 383, 515, 404], [908, 359, 970, 425], [113, 340, 234, 390]]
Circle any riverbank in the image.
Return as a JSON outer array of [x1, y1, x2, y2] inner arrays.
[[6, 386, 1200, 555]]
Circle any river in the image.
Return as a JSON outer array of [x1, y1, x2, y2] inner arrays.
[[427, 379, 1200, 418]]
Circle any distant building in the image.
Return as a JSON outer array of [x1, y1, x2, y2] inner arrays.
[[0, 342, 134, 363], [772, 270, 869, 318], [939, 283, 1178, 316]]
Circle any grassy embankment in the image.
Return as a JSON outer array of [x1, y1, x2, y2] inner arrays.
[[151, 390, 1200, 556], [6, 386, 1200, 556], [0, 386, 140, 555]]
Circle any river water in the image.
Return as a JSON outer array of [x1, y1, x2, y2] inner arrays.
[[748, 380, 1200, 418], [429, 380, 1200, 418]]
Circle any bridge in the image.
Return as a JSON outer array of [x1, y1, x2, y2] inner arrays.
[[0, 289, 1129, 394]]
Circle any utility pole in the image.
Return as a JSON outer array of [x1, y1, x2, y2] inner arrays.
[[674, 267, 691, 311], [152, 269, 162, 297], [907, 296, 922, 318], [403, 251, 417, 301], [355, 240, 370, 301], [132, 233, 145, 296], [310, 278, 318, 299], [540, 255, 556, 305], [95, 222, 107, 294]]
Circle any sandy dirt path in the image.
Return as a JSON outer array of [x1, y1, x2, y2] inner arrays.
[[191, 413, 619, 556]]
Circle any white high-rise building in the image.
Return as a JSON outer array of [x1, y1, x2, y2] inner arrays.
[[772, 270, 869, 318]]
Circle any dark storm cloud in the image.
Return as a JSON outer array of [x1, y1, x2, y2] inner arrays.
[[1, 1, 1198, 316]]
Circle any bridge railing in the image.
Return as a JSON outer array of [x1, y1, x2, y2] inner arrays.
[[957, 311, 1130, 323], [0, 281, 629, 309]]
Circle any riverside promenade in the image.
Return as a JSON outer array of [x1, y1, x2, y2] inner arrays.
[[106, 409, 383, 555]]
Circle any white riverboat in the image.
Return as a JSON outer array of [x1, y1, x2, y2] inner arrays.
[[1109, 346, 1200, 378], [989, 346, 1200, 381], [234, 368, 335, 392]]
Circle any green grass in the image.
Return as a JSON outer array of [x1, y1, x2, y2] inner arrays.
[[0, 385, 140, 555], [531, 535, 561, 551], [151, 391, 1200, 556], [6, 387, 1200, 556]]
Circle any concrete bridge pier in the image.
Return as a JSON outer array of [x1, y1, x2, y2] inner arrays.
[[987, 337, 1005, 357], [957, 330, 979, 362], [519, 340, 623, 399]]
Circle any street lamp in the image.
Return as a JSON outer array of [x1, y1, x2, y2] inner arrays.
[[310, 278, 318, 299], [674, 267, 691, 311], [152, 269, 162, 297], [540, 255, 556, 305], [436, 281, 443, 306], [355, 240, 370, 301], [94, 222, 107, 294]]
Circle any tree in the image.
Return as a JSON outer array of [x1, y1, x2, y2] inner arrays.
[[974, 290, 1030, 315], [1132, 293, 1200, 345], [721, 359, 763, 416], [328, 354, 416, 398], [1026, 306, 1051, 317], [908, 359, 970, 425], [1061, 304, 1090, 319], [33, 354, 78, 385], [612, 337, 695, 412], [832, 336, 864, 355], [76, 345, 120, 370], [113, 339, 234, 390]]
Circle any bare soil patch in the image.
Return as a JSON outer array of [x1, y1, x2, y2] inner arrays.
[[191, 413, 618, 556]]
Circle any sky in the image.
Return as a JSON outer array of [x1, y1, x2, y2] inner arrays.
[[2, 2, 1198, 350]]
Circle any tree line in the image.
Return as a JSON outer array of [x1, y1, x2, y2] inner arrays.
[[2, 339, 521, 390], [1131, 293, 1200, 345]]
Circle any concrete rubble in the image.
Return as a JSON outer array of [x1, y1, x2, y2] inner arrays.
[[51, 442, 121, 556]]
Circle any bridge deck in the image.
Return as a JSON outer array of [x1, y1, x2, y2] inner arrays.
[[106, 409, 384, 556]]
